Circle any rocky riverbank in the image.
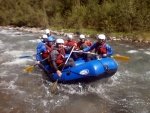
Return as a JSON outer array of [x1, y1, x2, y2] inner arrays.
[[1, 26, 150, 44]]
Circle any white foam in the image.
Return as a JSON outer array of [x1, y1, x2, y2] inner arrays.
[[0, 81, 8, 87], [4, 50, 34, 57], [0, 40, 4, 47], [0, 71, 10, 77], [0, 29, 9, 34], [42, 100, 48, 107], [60, 84, 86, 95], [0, 29, 35, 37], [146, 71, 150, 75], [0, 40, 3, 44], [119, 44, 125, 46], [2, 59, 33, 65], [28, 39, 40, 43], [127, 50, 138, 53], [144, 51, 150, 55], [138, 49, 144, 50], [88, 84, 105, 94], [8, 80, 17, 90], [0, 29, 22, 36], [0, 79, 17, 90], [125, 45, 131, 47]]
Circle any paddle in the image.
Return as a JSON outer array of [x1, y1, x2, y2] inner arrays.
[[111, 56, 130, 62], [73, 50, 130, 62], [50, 46, 75, 94], [19, 54, 35, 58], [24, 57, 49, 72]]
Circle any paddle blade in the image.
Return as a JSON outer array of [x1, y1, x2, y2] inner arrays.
[[24, 66, 34, 72], [111, 56, 130, 62], [50, 79, 58, 94], [19, 55, 32, 58]]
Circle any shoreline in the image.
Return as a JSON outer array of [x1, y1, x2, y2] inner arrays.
[[0, 25, 150, 44]]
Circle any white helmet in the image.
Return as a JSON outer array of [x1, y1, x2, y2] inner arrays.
[[80, 34, 85, 39], [45, 29, 50, 34], [98, 34, 106, 40], [42, 34, 47, 39], [68, 34, 73, 39], [56, 39, 64, 44]]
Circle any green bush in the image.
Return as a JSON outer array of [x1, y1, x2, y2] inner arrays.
[[0, 0, 150, 34]]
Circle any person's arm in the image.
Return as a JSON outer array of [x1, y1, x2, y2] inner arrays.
[[83, 42, 97, 52], [36, 47, 43, 62], [50, 50, 59, 71], [51, 60, 62, 77], [106, 44, 114, 57], [36, 42, 44, 63], [36, 42, 43, 50], [51, 60, 59, 71], [50, 50, 62, 77]]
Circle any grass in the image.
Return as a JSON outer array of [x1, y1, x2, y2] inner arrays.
[[48, 27, 150, 41]]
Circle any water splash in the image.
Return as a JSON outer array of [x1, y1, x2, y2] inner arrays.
[[28, 39, 41, 43], [2, 59, 33, 65], [4, 50, 34, 57], [144, 51, 150, 55], [127, 50, 138, 53], [0, 40, 4, 47]]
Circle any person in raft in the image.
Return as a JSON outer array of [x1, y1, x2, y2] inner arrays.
[[81, 34, 114, 61], [75, 34, 91, 60], [49, 38, 75, 77], [64, 34, 79, 60], [36, 36, 55, 65]]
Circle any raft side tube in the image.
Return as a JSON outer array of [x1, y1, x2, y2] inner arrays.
[[53, 60, 106, 81], [42, 57, 118, 82]]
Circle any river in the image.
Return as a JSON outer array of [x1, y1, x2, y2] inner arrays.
[[0, 26, 150, 113]]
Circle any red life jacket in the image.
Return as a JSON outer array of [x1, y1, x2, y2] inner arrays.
[[95, 43, 107, 55], [41, 44, 54, 59], [64, 40, 76, 46], [85, 40, 92, 46], [64, 40, 78, 50], [55, 48, 66, 65], [77, 41, 84, 49]]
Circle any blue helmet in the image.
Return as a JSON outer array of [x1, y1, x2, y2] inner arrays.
[[47, 37, 54, 42]]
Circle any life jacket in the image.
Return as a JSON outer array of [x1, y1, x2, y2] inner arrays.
[[95, 43, 107, 55], [41, 44, 54, 59], [85, 40, 92, 46], [55, 47, 66, 66], [64, 40, 78, 50], [77, 41, 87, 50]]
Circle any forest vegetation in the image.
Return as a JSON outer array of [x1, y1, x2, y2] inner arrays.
[[0, 0, 150, 40]]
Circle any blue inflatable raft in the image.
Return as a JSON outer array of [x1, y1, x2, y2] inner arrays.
[[39, 57, 118, 83]]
